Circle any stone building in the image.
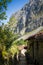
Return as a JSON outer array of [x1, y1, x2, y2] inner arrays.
[[14, 26, 43, 65]]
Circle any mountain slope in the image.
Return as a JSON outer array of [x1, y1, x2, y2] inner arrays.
[[8, 0, 43, 35]]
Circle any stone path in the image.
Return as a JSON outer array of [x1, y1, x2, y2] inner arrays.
[[18, 55, 27, 65]]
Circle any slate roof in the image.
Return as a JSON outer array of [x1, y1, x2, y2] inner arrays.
[[13, 26, 43, 44]]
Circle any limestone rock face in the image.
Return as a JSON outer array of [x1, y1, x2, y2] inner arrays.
[[8, 0, 43, 35]]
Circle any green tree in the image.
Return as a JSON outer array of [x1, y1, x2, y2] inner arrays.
[[0, 24, 19, 65], [0, 0, 12, 20], [0, 25, 18, 51]]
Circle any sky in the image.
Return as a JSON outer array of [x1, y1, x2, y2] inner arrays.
[[3, 0, 29, 24]]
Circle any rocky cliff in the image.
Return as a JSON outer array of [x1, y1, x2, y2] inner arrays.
[[8, 0, 43, 35]]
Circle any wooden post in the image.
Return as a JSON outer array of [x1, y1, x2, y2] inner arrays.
[[36, 40, 39, 59], [32, 41, 34, 59]]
